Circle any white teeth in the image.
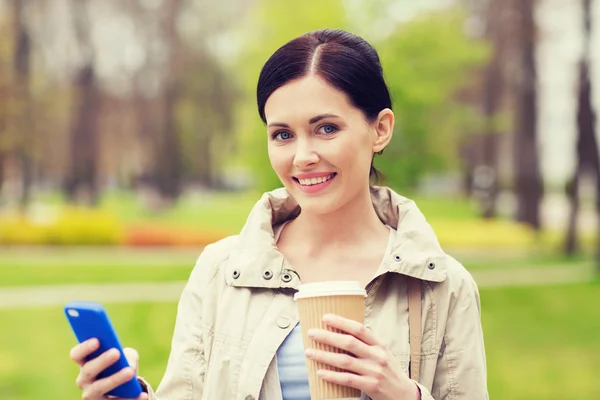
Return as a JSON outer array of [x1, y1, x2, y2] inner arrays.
[[298, 174, 334, 186]]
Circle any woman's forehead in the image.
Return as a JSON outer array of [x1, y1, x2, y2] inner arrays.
[[264, 76, 355, 124]]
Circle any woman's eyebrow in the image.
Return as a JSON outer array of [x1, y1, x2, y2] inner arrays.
[[308, 113, 340, 124], [267, 122, 290, 128], [267, 113, 340, 128]]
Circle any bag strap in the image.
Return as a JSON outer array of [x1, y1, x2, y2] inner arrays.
[[407, 277, 422, 382]]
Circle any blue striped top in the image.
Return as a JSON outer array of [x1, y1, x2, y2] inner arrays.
[[276, 323, 311, 400]]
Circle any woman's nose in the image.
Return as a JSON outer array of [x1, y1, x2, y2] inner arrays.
[[293, 139, 320, 168]]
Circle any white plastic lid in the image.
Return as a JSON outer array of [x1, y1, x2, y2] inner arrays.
[[293, 281, 367, 300]]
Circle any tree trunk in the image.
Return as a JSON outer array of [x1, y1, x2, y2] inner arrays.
[[480, 58, 501, 219], [154, 85, 183, 198], [564, 0, 599, 269], [12, 0, 34, 210], [514, 0, 543, 230], [153, 0, 183, 200], [564, 170, 580, 255], [65, 65, 100, 205], [64, 0, 99, 205], [477, 0, 508, 219]]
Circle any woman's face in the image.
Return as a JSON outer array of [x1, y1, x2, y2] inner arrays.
[[264, 74, 392, 215]]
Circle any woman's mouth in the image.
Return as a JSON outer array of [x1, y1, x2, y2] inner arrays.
[[292, 173, 337, 194]]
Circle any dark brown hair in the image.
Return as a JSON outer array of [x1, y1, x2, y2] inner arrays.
[[256, 29, 391, 182]]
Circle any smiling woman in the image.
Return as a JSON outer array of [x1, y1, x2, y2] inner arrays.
[[69, 29, 489, 400]]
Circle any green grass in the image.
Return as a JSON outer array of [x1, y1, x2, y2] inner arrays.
[[462, 251, 594, 270], [100, 190, 259, 232], [0, 303, 176, 400], [29, 189, 489, 233], [0, 248, 200, 287], [0, 282, 598, 399], [0, 246, 593, 287], [482, 280, 600, 399]]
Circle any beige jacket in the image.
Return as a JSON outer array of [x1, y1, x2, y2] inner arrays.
[[143, 186, 489, 400]]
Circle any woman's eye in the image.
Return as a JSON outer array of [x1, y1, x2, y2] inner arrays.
[[274, 131, 292, 141], [319, 124, 338, 135]]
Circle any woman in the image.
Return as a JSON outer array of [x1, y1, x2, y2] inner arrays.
[[70, 29, 488, 400]]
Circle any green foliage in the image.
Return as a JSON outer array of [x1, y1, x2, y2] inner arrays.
[[376, 10, 490, 189], [176, 51, 238, 181]]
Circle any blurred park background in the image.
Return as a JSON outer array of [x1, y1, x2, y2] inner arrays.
[[0, 0, 599, 398]]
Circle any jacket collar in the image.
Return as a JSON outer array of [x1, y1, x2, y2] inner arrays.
[[225, 186, 448, 289]]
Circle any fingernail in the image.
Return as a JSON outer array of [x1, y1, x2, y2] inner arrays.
[[323, 314, 334, 323], [308, 329, 317, 338], [88, 339, 98, 349], [122, 367, 133, 377], [305, 349, 314, 358]]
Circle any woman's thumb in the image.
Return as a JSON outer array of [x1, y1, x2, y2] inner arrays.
[[123, 347, 140, 373]]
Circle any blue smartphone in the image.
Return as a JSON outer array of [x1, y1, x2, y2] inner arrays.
[[64, 301, 143, 399]]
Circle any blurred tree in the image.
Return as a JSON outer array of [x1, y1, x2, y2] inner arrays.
[[564, 0, 599, 264], [152, 0, 184, 200], [0, 5, 12, 195], [376, 10, 489, 191], [10, 0, 34, 209], [126, 0, 241, 198], [474, 0, 508, 219], [64, 0, 100, 206], [513, 0, 543, 230], [177, 51, 237, 187]]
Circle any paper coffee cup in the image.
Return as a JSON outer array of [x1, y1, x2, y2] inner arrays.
[[294, 281, 367, 400]]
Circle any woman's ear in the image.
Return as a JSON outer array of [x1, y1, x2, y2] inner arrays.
[[372, 108, 394, 153]]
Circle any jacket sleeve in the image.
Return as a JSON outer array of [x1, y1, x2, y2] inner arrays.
[[424, 272, 489, 400], [139, 240, 231, 400]]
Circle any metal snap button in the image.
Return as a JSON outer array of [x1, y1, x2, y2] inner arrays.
[[427, 262, 436, 270], [393, 254, 401, 262], [262, 270, 273, 280], [281, 272, 293, 282], [277, 317, 290, 329], [232, 270, 241, 279]]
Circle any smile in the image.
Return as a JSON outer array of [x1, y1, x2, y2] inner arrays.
[[292, 173, 337, 194], [296, 173, 336, 186]]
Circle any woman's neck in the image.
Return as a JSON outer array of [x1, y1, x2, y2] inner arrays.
[[290, 189, 388, 251]]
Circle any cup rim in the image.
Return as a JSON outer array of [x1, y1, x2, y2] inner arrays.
[[293, 280, 367, 300]]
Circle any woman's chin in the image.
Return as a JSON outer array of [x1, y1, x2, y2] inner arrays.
[[294, 194, 340, 216]]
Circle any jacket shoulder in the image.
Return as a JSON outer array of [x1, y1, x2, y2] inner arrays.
[[437, 254, 480, 304], [199, 235, 239, 263], [188, 235, 240, 285]]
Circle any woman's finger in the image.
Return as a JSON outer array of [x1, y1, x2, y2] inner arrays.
[[316, 369, 379, 394], [77, 348, 121, 388], [305, 348, 372, 375], [308, 329, 373, 359], [70, 338, 100, 366], [322, 314, 380, 346], [82, 366, 135, 399]]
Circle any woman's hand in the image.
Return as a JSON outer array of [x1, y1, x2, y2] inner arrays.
[[69, 338, 148, 400], [305, 314, 420, 400]]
